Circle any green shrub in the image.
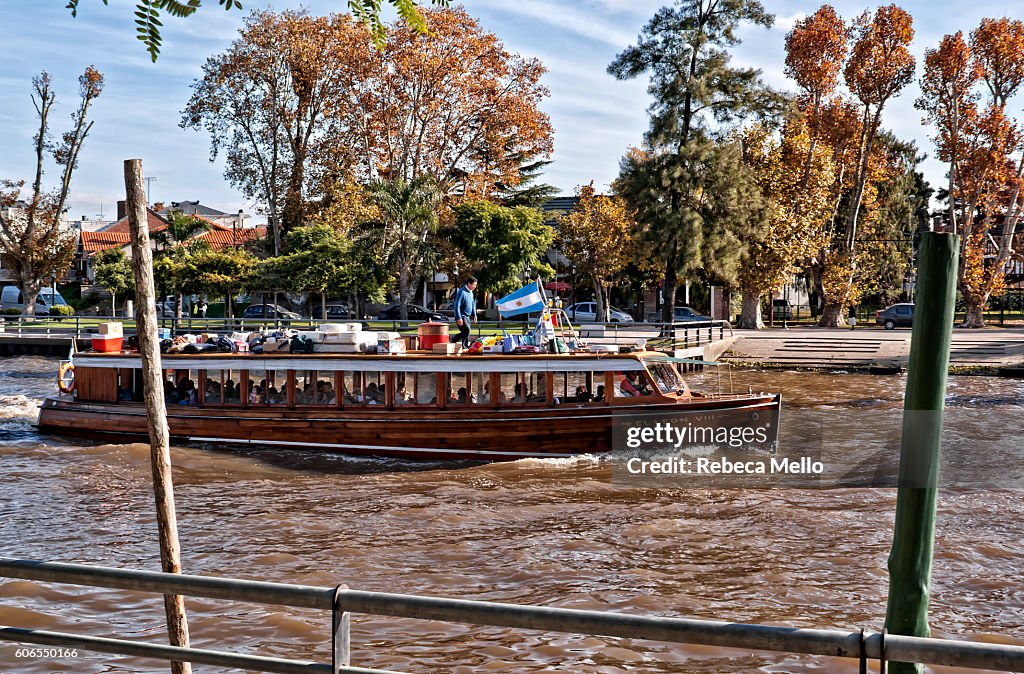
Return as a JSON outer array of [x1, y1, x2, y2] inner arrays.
[[49, 305, 75, 317], [2, 308, 22, 316]]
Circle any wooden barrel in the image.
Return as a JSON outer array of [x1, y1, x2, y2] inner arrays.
[[417, 322, 449, 350]]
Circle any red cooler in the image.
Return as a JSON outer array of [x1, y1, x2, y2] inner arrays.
[[91, 334, 123, 352], [417, 322, 449, 350]]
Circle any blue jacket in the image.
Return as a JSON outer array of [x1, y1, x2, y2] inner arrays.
[[454, 285, 476, 324]]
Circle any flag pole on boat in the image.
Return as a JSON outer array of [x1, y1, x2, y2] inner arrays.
[[125, 158, 192, 674]]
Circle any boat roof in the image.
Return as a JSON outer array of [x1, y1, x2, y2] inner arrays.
[[72, 350, 658, 373]]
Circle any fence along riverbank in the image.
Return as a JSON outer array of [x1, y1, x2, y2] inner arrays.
[[1, 557, 1024, 673]]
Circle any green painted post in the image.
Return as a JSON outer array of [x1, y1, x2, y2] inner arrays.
[[884, 231, 960, 674]]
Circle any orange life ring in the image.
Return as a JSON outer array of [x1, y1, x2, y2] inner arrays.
[[58, 362, 76, 394]]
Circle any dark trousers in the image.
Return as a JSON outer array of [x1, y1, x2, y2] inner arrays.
[[451, 322, 471, 347]]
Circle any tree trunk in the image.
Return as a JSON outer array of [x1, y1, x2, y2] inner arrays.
[[737, 288, 764, 329], [398, 264, 412, 323], [961, 299, 986, 328], [125, 158, 192, 674], [22, 283, 41, 317], [321, 292, 327, 322], [661, 246, 678, 324], [593, 280, 606, 322], [818, 302, 846, 328]]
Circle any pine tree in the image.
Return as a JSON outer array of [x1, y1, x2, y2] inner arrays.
[[608, 0, 785, 322]]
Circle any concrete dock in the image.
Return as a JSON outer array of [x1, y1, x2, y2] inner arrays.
[[724, 326, 1024, 369]]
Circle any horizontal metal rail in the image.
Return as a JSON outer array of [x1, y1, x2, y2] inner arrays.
[[2, 558, 1024, 672], [0, 626, 393, 674]]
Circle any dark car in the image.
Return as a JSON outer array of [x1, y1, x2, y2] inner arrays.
[[311, 304, 352, 320], [241, 303, 301, 320], [646, 306, 712, 323], [876, 303, 913, 329], [376, 303, 446, 322]]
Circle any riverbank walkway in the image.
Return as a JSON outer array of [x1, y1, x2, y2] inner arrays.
[[725, 326, 1024, 369]]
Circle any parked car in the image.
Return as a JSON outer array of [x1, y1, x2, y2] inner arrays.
[[1, 285, 69, 316], [876, 303, 913, 329], [646, 306, 712, 323], [311, 304, 352, 320], [565, 302, 634, 323], [772, 299, 794, 320], [241, 303, 301, 320], [376, 303, 446, 322]]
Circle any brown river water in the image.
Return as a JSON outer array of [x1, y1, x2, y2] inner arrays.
[[1, 355, 1023, 673]]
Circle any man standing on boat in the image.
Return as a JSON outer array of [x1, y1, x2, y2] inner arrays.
[[452, 276, 478, 348]]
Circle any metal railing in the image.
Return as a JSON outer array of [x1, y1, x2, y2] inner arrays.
[[2, 558, 1024, 673]]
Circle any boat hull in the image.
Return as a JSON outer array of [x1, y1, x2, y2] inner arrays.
[[38, 395, 782, 462]]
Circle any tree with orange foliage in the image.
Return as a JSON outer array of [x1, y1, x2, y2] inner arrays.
[[737, 120, 833, 329], [919, 18, 1024, 326], [185, 7, 552, 250], [916, 32, 981, 235], [558, 184, 636, 322], [812, 4, 916, 327], [784, 5, 848, 190], [339, 7, 552, 197]]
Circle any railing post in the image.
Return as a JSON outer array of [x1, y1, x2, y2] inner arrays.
[[332, 585, 351, 673]]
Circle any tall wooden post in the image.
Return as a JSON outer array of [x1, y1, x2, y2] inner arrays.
[[884, 231, 959, 674], [125, 159, 193, 674]]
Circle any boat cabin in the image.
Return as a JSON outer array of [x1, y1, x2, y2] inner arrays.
[[68, 352, 693, 410]]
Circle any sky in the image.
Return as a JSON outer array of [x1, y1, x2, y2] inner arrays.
[[1, 0, 1023, 224]]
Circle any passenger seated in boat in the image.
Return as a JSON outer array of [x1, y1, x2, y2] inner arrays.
[[224, 380, 239, 403], [482, 382, 507, 404], [594, 385, 606, 402], [364, 382, 384, 404], [320, 382, 336, 405], [456, 387, 467, 404], [118, 383, 133, 402], [512, 383, 527, 404], [619, 372, 641, 397], [395, 386, 412, 404], [575, 385, 592, 403]]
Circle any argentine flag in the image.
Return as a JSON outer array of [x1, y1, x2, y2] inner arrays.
[[496, 281, 545, 317]]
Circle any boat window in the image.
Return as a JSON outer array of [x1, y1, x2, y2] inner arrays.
[[447, 372, 486, 406], [203, 370, 223, 404], [480, 374, 503, 404], [166, 370, 198, 406], [248, 369, 269, 405], [412, 372, 437, 405], [297, 371, 338, 406], [648, 362, 682, 393], [613, 370, 652, 398], [394, 372, 413, 405], [500, 372, 547, 405], [343, 371, 386, 406], [223, 370, 242, 405], [116, 368, 138, 402], [556, 371, 605, 404]]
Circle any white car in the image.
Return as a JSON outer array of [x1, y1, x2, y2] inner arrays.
[[565, 302, 634, 323]]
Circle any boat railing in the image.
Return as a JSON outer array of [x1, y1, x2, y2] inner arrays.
[[0, 316, 732, 355], [1, 557, 1022, 673]]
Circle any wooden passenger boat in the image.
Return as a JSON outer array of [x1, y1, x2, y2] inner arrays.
[[38, 349, 781, 461]]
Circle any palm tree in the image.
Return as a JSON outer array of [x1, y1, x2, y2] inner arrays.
[[362, 176, 442, 322], [153, 209, 212, 317]]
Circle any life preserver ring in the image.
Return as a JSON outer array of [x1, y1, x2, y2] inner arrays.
[[58, 362, 76, 393]]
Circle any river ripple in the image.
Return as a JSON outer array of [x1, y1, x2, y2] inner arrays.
[[1, 356, 1022, 673]]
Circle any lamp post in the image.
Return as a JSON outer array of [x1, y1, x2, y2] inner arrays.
[[570, 265, 577, 319]]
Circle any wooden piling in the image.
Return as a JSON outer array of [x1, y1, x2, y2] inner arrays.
[[125, 159, 192, 674], [884, 232, 960, 674]]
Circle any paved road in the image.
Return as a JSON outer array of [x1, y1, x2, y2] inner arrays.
[[725, 326, 1024, 368]]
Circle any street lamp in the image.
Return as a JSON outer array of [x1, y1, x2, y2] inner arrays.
[[570, 265, 577, 319]]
